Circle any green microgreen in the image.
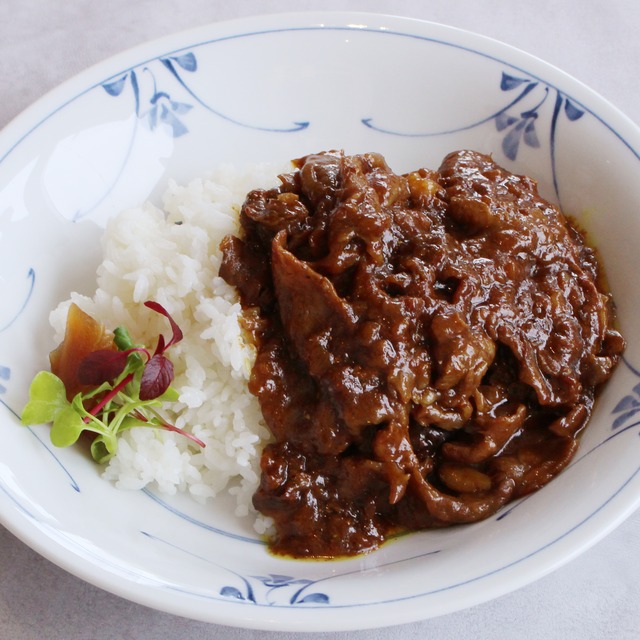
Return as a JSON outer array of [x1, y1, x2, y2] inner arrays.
[[21, 301, 204, 463]]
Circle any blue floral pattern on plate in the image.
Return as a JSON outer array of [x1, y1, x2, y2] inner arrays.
[[103, 57, 195, 139], [363, 71, 585, 200], [101, 51, 310, 137], [219, 573, 330, 606]]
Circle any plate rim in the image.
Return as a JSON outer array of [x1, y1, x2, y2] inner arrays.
[[2, 10, 640, 631]]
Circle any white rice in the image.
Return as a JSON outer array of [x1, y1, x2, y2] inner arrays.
[[50, 162, 290, 535]]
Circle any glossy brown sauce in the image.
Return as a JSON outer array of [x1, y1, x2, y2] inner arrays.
[[220, 150, 624, 558]]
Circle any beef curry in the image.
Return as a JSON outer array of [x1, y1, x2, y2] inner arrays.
[[220, 150, 624, 558]]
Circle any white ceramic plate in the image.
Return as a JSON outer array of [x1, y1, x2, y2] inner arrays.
[[2, 12, 640, 632]]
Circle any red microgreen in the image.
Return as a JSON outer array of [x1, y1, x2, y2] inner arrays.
[[77, 349, 133, 386], [83, 372, 135, 423], [140, 353, 174, 401], [131, 409, 206, 449], [144, 300, 184, 352]]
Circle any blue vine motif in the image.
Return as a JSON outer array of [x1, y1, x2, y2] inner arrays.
[[102, 53, 196, 137], [71, 49, 309, 221], [611, 360, 640, 429], [101, 51, 309, 135], [362, 71, 585, 199], [0, 365, 9, 395], [1, 390, 81, 493], [0, 268, 36, 333], [220, 573, 329, 606], [0, 268, 33, 401], [142, 488, 265, 545]]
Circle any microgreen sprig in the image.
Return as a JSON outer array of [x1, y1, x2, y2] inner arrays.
[[21, 301, 204, 463]]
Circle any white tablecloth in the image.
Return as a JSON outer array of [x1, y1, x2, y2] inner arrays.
[[1, 1, 639, 638]]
